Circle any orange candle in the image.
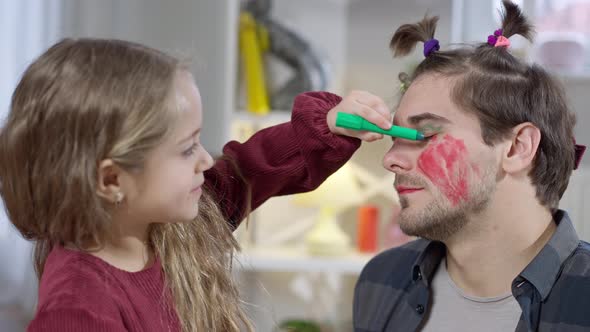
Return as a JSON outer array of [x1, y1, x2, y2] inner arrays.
[[357, 205, 378, 253]]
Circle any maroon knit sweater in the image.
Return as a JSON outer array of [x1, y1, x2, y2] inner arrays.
[[27, 92, 360, 331]]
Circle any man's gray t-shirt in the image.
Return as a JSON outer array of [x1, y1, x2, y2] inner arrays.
[[419, 259, 521, 332]]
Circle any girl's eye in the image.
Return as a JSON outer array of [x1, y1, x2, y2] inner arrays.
[[182, 143, 199, 157]]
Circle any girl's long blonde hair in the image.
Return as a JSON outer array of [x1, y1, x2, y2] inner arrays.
[[0, 38, 252, 332]]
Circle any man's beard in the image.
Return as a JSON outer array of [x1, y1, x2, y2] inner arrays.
[[395, 166, 496, 242]]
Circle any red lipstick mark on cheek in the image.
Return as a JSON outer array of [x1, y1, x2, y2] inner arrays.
[[417, 135, 472, 206]]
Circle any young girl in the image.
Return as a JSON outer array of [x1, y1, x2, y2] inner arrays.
[[0, 39, 392, 332]]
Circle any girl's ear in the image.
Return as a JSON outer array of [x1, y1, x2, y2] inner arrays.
[[96, 159, 123, 203]]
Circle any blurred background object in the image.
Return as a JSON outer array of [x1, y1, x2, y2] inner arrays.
[[533, 0, 590, 73], [292, 163, 362, 256], [356, 205, 379, 253], [276, 319, 322, 332], [535, 32, 586, 73], [239, 10, 271, 114], [242, 0, 330, 111]]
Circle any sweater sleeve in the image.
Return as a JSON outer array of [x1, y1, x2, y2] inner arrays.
[[204, 91, 361, 228], [27, 308, 128, 332]]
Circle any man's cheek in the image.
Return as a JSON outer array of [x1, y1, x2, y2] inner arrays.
[[417, 135, 478, 206]]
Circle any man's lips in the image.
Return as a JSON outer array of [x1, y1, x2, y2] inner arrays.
[[395, 186, 423, 195]]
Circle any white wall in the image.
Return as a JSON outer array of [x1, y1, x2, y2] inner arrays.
[[346, 0, 453, 99], [61, 0, 238, 156]]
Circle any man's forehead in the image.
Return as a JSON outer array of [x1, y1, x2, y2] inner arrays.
[[392, 107, 453, 127], [392, 74, 457, 126]]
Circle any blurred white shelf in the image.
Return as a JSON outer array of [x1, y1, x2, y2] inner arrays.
[[234, 246, 374, 274], [233, 110, 292, 125], [231, 110, 293, 141]]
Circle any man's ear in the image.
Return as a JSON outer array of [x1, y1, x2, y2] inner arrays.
[[501, 122, 541, 174], [96, 159, 122, 203]]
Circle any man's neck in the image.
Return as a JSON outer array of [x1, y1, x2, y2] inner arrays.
[[443, 185, 556, 298]]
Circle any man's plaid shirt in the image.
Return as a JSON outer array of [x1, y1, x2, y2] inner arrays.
[[354, 210, 590, 332]]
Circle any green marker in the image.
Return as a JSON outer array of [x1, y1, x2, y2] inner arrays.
[[336, 112, 424, 141]]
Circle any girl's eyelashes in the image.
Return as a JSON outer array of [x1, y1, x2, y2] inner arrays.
[[182, 142, 199, 157]]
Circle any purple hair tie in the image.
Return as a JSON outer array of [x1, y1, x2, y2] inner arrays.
[[487, 35, 498, 46], [423, 39, 440, 57], [487, 29, 504, 46]]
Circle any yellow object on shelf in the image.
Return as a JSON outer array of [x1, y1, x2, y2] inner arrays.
[[305, 206, 351, 256], [293, 163, 363, 256], [239, 12, 270, 115]]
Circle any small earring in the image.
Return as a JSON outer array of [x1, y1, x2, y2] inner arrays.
[[115, 192, 124, 206]]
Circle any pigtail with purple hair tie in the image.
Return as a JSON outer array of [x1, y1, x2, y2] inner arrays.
[[423, 39, 440, 57], [487, 28, 510, 48]]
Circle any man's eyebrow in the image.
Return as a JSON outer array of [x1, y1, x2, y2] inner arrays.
[[407, 113, 452, 126]]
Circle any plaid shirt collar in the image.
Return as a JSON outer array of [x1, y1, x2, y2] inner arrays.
[[411, 209, 579, 300]]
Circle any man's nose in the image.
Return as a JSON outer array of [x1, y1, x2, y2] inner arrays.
[[382, 141, 417, 175]]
